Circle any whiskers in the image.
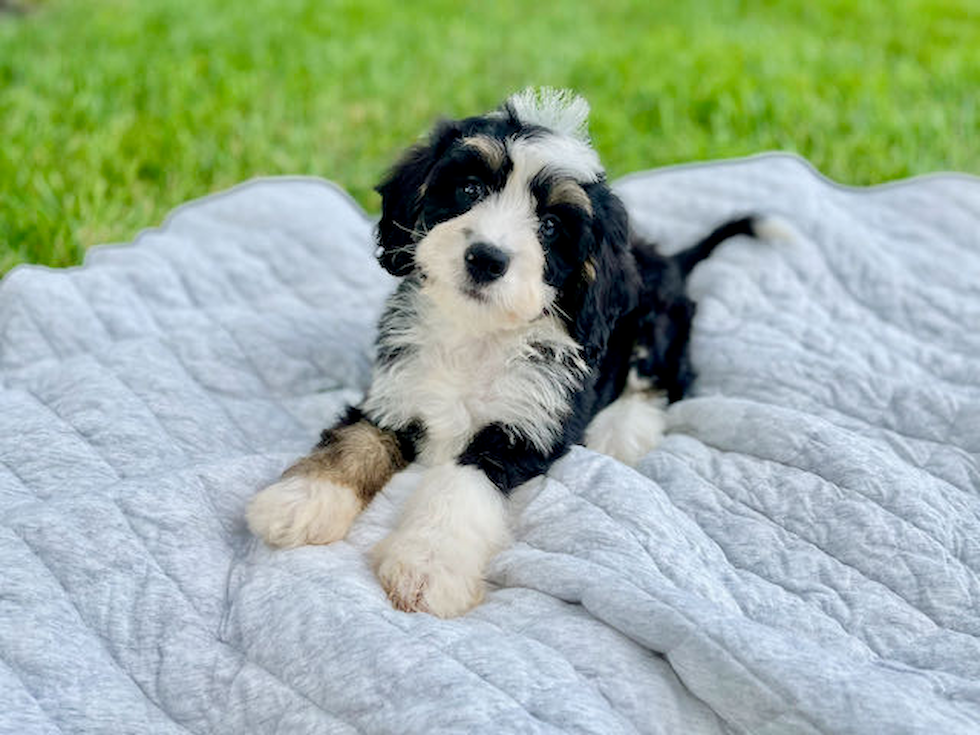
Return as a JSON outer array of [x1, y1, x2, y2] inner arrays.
[[543, 302, 572, 323], [391, 219, 429, 241], [379, 220, 429, 275], [380, 240, 419, 263]]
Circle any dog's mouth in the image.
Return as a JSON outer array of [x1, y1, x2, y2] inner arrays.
[[460, 284, 489, 303], [418, 261, 493, 304]]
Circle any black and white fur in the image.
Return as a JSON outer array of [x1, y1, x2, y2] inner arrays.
[[248, 89, 762, 617]]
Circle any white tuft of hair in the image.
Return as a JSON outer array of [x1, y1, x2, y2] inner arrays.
[[750, 215, 800, 244], [507, 87, 592, 141]]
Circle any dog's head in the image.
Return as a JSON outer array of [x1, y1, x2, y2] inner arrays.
[[376, 88, 637, 356]]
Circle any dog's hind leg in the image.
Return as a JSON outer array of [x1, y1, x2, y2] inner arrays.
[[621, 215, 767, 407], [583, 219, 755, 464], [629, 291, 699, 404], [583, 376, 668, 466]]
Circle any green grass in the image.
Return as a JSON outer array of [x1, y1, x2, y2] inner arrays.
[[2, 0, 978, 273]]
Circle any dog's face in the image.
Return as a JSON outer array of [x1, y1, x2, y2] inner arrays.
[[376, 89, 636, 353]]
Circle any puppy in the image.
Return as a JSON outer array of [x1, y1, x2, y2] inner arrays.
[[248, 89, 760, 617]]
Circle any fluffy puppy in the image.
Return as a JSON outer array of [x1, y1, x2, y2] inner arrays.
[[248, 89, 760, 617]]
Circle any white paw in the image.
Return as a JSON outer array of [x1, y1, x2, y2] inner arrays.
[[371, 463, 509, 618], [584, 391, 667, 466], [246, 474, 363, 548], [373, 533, 485, 618]]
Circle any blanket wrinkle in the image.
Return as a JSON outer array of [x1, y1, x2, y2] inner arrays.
[[662, 449, 977, 644], [516, 541, 829, 735], [0, 660, 68, 735], [7, 526, 192, 733], [670, 395, 980, 557], [548, 458, 748, 612], [672, 407, 980, 580], [536, 471, 884, 662], [230, 556, 611, 734]]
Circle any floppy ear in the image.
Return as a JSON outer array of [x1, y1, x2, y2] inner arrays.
[[571, 190, 639, 361], [375, 121, 460, 277]]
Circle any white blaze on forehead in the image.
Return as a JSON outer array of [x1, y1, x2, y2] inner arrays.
[[505, 88, 604, 183], [508, 135, 603, 184]]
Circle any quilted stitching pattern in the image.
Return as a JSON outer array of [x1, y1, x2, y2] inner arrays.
[[1, 159, 978, 734]]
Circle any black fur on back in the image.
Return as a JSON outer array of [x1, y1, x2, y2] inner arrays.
[[627, 217, 758, 402]]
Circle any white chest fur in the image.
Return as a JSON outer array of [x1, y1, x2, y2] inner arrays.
[[362, 288, 587, 465]]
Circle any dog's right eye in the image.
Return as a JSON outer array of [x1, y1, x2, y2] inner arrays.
[[457, 177, 487, 206]]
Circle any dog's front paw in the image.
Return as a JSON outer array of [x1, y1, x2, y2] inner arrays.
[[371, 463, 509, 617], [247, 474, 363, 548], [372, 533, 485, 618]]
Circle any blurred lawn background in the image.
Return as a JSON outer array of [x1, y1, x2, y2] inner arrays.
[[1, 0, 978, 273]]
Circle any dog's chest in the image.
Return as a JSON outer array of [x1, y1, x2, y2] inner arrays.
[[402, 337, 539, 462], [365, 319, 580, 464]]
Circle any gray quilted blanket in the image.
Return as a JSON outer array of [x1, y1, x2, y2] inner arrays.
[[2, 154, 978, 734]]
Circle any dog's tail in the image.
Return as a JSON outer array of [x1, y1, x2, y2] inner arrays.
[[671, 215, 762, 278]]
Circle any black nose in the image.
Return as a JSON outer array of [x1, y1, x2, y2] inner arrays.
[[464, 242, 510, 284]]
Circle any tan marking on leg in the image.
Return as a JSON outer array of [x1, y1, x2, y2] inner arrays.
[[286, 421, 408, 503], [247, 420, 408, 548]]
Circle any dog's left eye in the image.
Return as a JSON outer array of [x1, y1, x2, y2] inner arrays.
[[539, 214, 561, 243], [457, 177, 487, 206]]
